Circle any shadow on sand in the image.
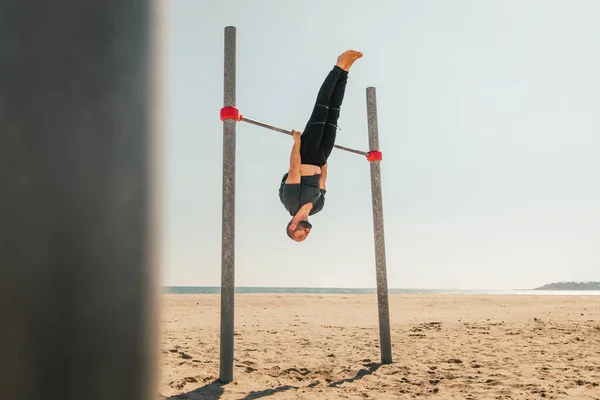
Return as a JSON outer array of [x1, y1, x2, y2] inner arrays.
[[166, 380, 298, 400], [166, 380, 224, 400], [328, 362, 382, 388], [166, 362, 382, 399]]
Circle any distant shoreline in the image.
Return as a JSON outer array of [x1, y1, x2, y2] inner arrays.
[[162, 286, 600, 295]]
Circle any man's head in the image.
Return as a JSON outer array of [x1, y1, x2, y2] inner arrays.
[[286, 220, 312, 242]]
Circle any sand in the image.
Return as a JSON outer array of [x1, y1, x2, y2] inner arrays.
[[159, 294, 600, 399]]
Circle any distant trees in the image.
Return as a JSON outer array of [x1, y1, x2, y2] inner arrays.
[[534, 281, 600, 290]]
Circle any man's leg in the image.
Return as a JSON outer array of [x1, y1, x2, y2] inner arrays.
[[319, 72, 348, 162], [320, 51, 362, 162], [300, 50, 361, 166], [299, 66, 345, 166]]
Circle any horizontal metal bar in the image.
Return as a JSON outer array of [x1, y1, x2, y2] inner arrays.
[[240, 116, 369, 157], [333, 143, 369, 157], [241, 116, 292, 135]]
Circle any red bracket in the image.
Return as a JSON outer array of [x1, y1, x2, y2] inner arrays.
[[220, 106, 242, 122], [367, 150, 382, 161]]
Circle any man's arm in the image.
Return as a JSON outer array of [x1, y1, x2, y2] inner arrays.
[[285, 130, 302, 184], [319, 162, 327, 190]]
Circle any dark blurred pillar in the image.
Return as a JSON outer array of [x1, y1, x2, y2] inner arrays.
[[0, 1, 163, 399]]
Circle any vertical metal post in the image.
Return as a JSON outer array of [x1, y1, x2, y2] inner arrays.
[[0, 1, 161, 399], [220, 25, 236, 384], [366, 87, 393, 364]]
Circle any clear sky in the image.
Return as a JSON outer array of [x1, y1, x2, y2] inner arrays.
[[160, 0, 600, 290]]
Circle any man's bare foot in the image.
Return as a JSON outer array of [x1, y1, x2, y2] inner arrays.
[[336, 50, 363, 72]]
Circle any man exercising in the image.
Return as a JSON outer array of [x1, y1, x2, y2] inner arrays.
[[278, 50, 363, 242]]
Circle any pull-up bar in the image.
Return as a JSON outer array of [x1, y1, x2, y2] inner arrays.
[[220, 106, 382, 161], [219, 25, 392, 384]]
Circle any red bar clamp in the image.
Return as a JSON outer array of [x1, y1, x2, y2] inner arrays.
[[220, 106, 242, 121], [367, 150, 382, 161]]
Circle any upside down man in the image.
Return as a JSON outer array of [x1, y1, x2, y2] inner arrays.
[[279, 50, 363, 242]]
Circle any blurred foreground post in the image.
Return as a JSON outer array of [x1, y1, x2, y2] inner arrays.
[[0, 1, 164, 399]]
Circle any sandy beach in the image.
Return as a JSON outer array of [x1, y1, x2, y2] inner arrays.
[[159, 294, 600, 399]]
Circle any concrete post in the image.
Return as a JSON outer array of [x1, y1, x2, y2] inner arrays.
[[220, 25, 237, 384], [366, 87, 393, 364]]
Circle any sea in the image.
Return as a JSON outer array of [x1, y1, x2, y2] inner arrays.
[[163, 287, 600, 296]]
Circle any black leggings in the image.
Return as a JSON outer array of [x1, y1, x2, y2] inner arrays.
[[300, 65, 348, 167]]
